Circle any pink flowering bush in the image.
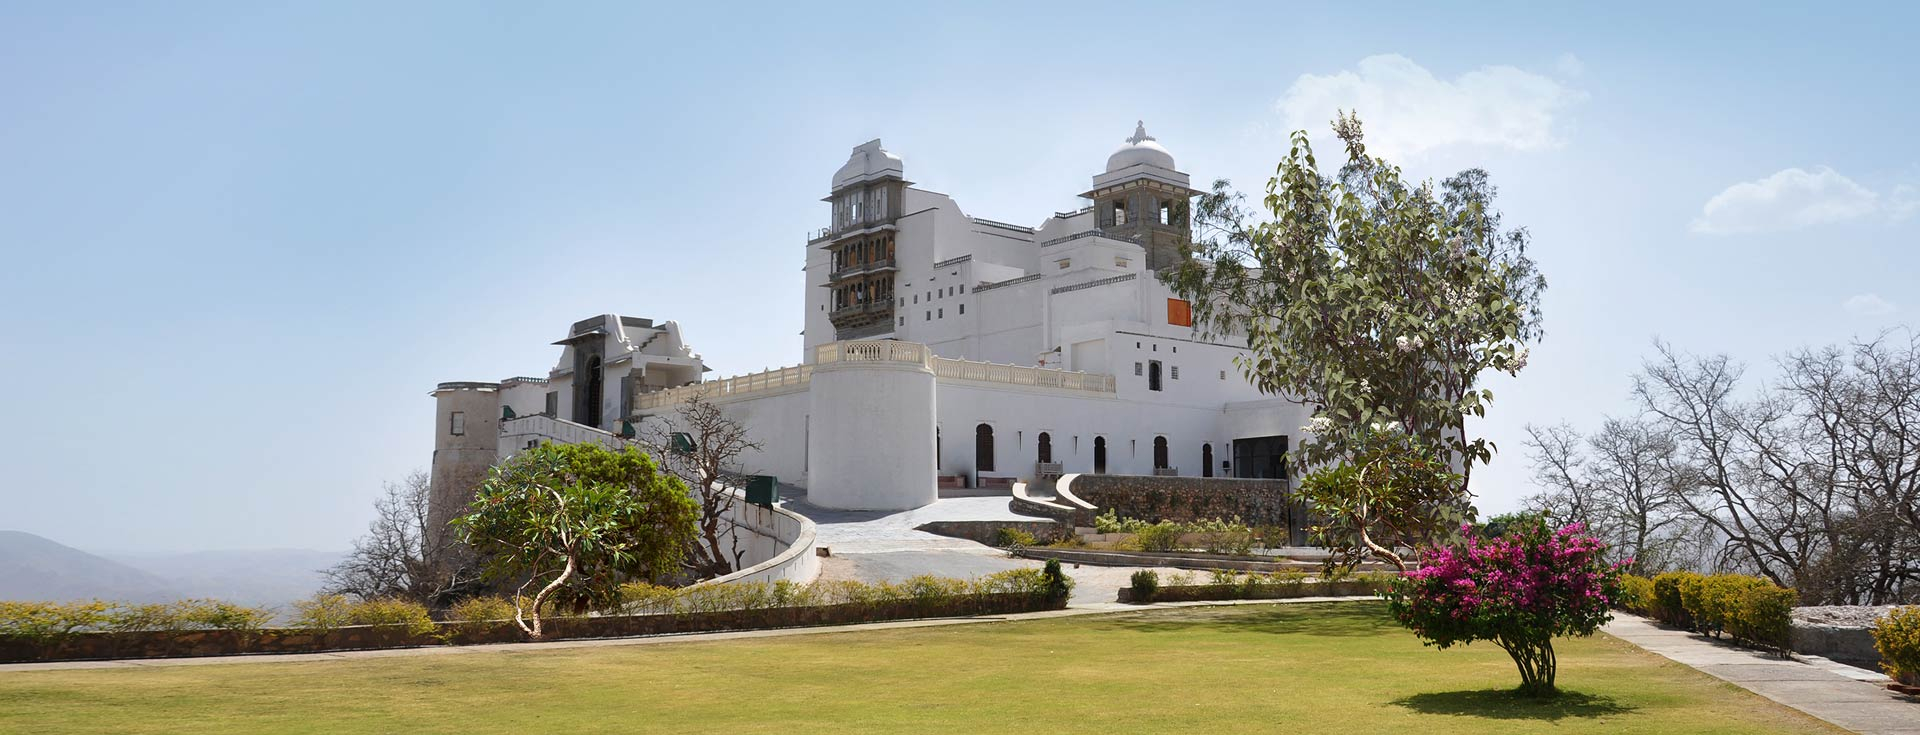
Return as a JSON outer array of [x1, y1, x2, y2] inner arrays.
[[1383, 519, 1624, 697]]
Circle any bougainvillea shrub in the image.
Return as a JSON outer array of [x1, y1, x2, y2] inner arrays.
[[1384, 520, 1624, 696]]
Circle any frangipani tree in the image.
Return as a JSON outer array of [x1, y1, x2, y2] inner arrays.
[[1162, 112, 1545, 495], [454, 443, 697, 639]]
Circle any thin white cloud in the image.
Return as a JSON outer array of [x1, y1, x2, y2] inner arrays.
[[1690, 167, 1888, 235], [1844, 293, 1898, 317], [1275, 54, 1586, 160]]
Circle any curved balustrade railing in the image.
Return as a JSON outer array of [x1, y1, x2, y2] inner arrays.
[[636, 340, 1114, 412]]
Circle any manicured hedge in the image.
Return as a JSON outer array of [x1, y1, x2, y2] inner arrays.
[[1118, 569, 1394, 604], [1638, 571, 1795, 653]]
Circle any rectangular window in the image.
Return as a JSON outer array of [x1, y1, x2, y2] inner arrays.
[[1058, 259, 1071, 269], [545, 392, 558, 415], [450, 411, 466, 436], [959, 284, 965, 294], [1171, 366, 1180, 380], [1116, 256, 1130, 268], [1219, 370, 1226, 380], [898, 316, 905, 326], [926, 311, 931, 321], [1112, 200, 1127, 226], [1134, 362, 1143, 376], [1148, 360, 1163, 391], [1167, 298, 1193, 327], [958, 304, 964, 315], [938, 308, 943, 318]]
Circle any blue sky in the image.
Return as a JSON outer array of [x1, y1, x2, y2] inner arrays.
[[2, 2, 1913, 552]]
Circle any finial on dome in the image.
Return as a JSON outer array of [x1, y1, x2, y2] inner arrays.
[[1128, 120, 1154, 145]]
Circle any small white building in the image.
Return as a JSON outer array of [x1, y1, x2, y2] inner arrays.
[[429, 123, 1308, 516]]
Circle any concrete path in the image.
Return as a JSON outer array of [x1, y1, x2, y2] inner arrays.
[[0, 596, 1376, 673], [1603, 613, 1919, 734]]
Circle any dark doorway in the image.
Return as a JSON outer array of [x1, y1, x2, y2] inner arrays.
[[1153, 436, 1170, 470], [1093, 436, 1107, 474], [582, 356, 604, 427], [1148, 360, 1163, 392], [1202, 443, 1214, 477], [1037, 432, 1052, 463], [1232, 435, 1288, 479], [975, 423, 995, 473]]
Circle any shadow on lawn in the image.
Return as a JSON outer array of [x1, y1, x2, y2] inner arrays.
[[1105, 602, 1398, 637], [1392, 689, 1637, 721]]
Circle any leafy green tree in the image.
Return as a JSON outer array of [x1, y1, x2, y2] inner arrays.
[[1295, 426, 1462, 570], [453, 443, 697, 638], [1163, 112, 1545, 495]]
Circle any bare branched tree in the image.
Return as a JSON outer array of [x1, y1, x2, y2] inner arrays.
[[642, 395, 764, 579], [323, 470, 481, 606], [1524, 420, 1697, 574], [1534, 333, 1920, 604]]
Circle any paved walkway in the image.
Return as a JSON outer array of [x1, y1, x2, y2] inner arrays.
[[0, 596, 1375, 673], [1603, 614, 1920, 735]]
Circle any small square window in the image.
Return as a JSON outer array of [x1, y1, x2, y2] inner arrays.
[[1057, 259, 1071, 269], [450, 411, 466, 436]]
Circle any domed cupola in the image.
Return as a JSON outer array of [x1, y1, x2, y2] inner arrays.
[[1105, 121, 1177, 173]]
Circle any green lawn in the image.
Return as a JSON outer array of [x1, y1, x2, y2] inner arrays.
[[0, 602, 1840, 734]]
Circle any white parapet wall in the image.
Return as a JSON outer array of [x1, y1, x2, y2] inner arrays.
[[695, 492, 821, 587]]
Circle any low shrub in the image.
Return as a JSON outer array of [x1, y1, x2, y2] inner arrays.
[[447, 597, 517, 623], [289, 594, 355, 633], [1651, 571, 1699, 628], [1677, 573, 1711, 633], [995, 528, 1037, 548], [1208, 569, 1240, 585], [1872, 606, 1920, 686], [170, 599, 273, 633], [1128, 570, 1159, 602], [1042, 559, 1074, 600], [345, 599, 436, 637], [0, 601, 109, 643], [1616, 574, 1654, 616], [1723, 582, 1794, 653], [1133, 521, 1184, 552]]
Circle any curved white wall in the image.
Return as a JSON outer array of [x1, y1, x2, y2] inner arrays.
[[806, 359, 937, 509], [697, 494, 820, 587]]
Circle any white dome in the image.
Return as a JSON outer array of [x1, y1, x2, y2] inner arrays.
[[1105, 121, 1175, 172], [834, 139, 904, 189]]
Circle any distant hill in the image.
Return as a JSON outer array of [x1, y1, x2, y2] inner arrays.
[[0, 531, 346, 610], [106, 549, 345, 609], [0, 530, 180, 603]]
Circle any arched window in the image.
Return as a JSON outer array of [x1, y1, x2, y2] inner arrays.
[[1037, 432, 1053, 464], [583, 356, 604, 427], [975, 423, 995, 473], [1153, 436, 1170, 470], [1093, 436, 1107, 474], [1202, 443, 1214, 478]]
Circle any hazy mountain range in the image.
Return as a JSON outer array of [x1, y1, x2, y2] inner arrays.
[[0, 530, 345, 609]]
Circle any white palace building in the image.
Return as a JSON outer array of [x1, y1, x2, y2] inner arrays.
[[428, 123, 1307, 523]]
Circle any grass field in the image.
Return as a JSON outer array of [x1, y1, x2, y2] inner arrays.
[[0, 602, 1841, 734]]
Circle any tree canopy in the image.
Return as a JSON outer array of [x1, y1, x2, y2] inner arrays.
[[453, 442, 698, 638]]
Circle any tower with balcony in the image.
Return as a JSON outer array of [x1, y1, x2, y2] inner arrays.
[[813, 139, 906, 342]]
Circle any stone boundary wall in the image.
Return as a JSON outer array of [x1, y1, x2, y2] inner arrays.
[[1118, 580, 1390, 604], [1791, 624, 1883, 671], [915, 520, 1065, 546], [1059, 474, 1301, 530], [0, 593, 1065, 664]]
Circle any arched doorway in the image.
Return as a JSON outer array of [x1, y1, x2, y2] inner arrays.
[[1037, 432, 1052, 463], [1153, 436, 1169, 470], [1202, 443, 1214, 477], [583, 356, 603, 427], [975, 423, 995, 473], [1093, 436, 1107, 474]]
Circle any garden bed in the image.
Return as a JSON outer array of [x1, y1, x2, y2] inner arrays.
[[1118, 579, 1390, 604], [0, 593, 1064, 664]]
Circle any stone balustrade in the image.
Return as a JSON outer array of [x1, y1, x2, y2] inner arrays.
[[636, 340, 1114, 413]]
